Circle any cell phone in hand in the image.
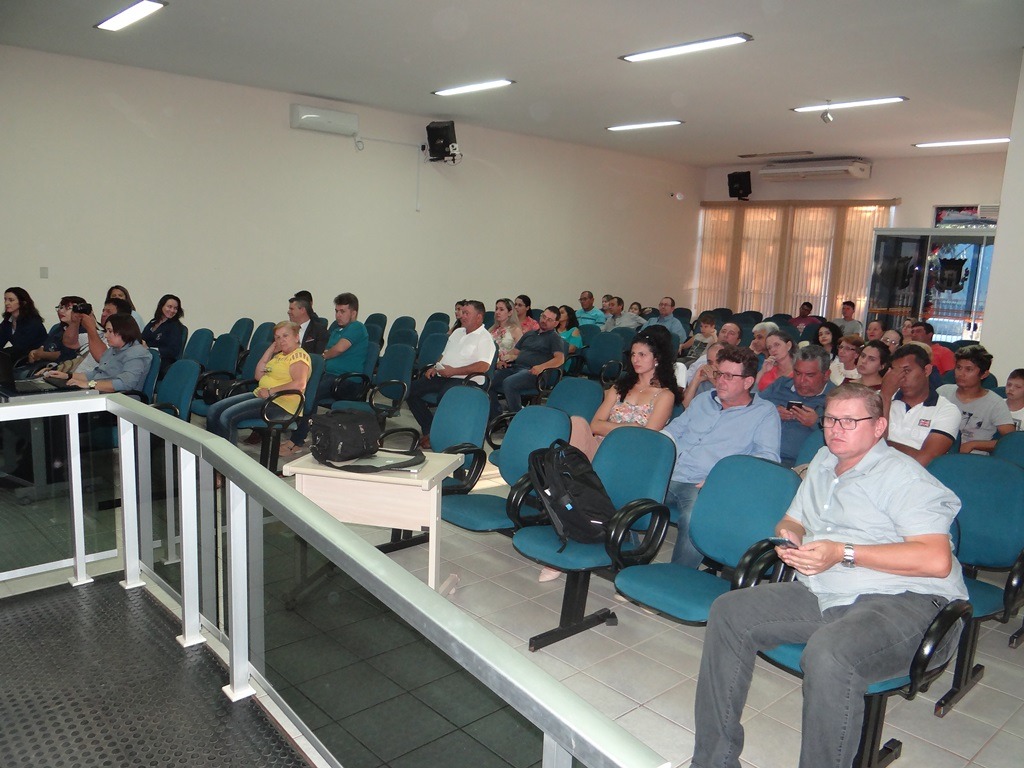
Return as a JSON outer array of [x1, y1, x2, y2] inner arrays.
[[768, 536, 798, 549], [787, 401, 803, 410]]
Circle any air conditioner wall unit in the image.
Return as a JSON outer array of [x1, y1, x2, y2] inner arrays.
[[758, 156, 872, 181]]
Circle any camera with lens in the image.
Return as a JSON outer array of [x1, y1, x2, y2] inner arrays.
[[71, 302, 92, 315]]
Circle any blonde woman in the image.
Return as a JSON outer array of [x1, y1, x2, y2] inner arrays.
[[489, 298, 523, 364]]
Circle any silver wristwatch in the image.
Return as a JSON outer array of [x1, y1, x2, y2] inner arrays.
[[842, 543, 855, 568]]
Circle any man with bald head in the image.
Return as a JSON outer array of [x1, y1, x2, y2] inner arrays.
[[717, 321, 742, 347]]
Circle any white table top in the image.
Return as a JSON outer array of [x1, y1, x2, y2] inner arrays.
[[282, 450, 463, 492]]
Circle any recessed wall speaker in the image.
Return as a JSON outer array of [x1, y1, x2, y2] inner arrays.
[[728, 171, 752, 200]]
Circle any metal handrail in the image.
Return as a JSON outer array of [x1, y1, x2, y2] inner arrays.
[[0, 392, 669, 768]]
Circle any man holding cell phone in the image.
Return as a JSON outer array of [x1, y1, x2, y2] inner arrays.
[[691, 383, 967, 768], [761, 345, 835, 466]]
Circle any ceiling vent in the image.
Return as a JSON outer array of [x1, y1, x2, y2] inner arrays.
[[759, 156, 872, 181]]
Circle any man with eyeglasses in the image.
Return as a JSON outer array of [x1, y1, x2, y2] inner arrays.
[[661, 345, 781, 567], [575, 291, 606, 327], [761, 345, 836, 466], [691, 383, 966, 768], [880, 344, 960, 466]]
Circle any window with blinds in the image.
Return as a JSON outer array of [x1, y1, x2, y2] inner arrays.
[[695, 200, 895, 318]]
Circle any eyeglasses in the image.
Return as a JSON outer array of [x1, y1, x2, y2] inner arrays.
[[820, 415, 875, 430], [882, 338, 900, 346], [711, 371, 746, 381]]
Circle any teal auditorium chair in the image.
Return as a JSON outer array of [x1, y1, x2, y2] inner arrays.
[[926, 454, 1024, 716], [609, 326, 636, 350], [578, 324, 601, 347], [571, 332, 624, 386], [511, 428, 675, 650], [151, 360, 201, 420], [226, 317, 254, 349], [794, 427, 826, 466], [420, 320, 449, 340], [387, 315, 416, 345], [745, 545, 972, 768], [544, 377, 605, 421], [388, 327, 418, 349], [316, 341, 381, 409], [181, 327, 214, 369], [416, 333, 448, 371], [672, 307, 692, 328], [330, 343, 415, 429], [364, 323, 383, 346], [425, 311, 450, 326], [237, 354, 325, 474], [122, 349, 162, 404], [615, 455, 801, 621], [382, 385, 490, 495], [442, 406, 570, 533], [363, 312, 387, 340], [249, 321, 275, 353], [189, 334, 243, 420], [993, 431, 1024, 470]]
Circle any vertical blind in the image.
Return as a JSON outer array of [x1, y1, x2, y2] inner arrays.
[[696, 200, 895, 318]]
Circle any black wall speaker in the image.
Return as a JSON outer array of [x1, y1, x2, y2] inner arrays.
[[728, 171, 752, 200], [426, 121, 457, 161]]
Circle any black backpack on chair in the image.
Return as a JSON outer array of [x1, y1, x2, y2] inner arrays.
[[527, 439, 618, 551]]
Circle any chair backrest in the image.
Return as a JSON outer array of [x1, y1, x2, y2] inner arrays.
[[545, 377, 605, 421], [139, 349, 161, 401], [417, 333, 449, 369], [592, 428, 675, 508], [498, 406, 571, 486], [583, 332, 625, 375], [610, 326, 637, 348], [240, 342, 270, 380], [181, 327, 215, 368], [362, 341, 381, 379], [364, 312, 387, 335], [578, 324, 601, 346], [425, 311, 451, 326], [365, 323, 383, 346], [249, 321, 275, 352], [227, 317, 254, 349], [430, 386, 490, 453], [389, 315, 416, 333], [928, 454, 1024, 568], [207, 333, 242, 374], [483, 310, 495, 328], [939, 370, 956, 386], [299, 354, 326, 419], [800, 323, 821, 343], [733, 310, 764, 324], [374, 343, 416, 402], [154, 359, 201, 420], [992, 431, 1024, 470], [690, 455, 802, 568], [673, 307, 693, 328], [421, 320, 449, 340], [794, 428, 826, 466], [388, 327, 419, 349]]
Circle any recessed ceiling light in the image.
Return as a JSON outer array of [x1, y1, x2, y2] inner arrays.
[[433, 79, 514, 96], [792, 97, 907, 113], [607, 120, 683, 132], [621, 33, 752, 63], [96, 1, 166, 31], [914, 138, 1010, 148], [737, 151, 814, 159]]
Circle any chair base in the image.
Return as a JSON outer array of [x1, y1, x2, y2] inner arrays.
[[934, 662, 985, 717], [1010, 619, 1024, 649], [856, 737, 901, 768], [527, 570, 616, 652], [934, 617, 984, 717]]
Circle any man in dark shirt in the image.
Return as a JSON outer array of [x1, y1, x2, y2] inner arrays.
[[489, 305, 565, 417]]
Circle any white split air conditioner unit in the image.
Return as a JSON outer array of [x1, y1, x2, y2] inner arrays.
[[758, 156, 872, 181], [290, 104, 359, 137]]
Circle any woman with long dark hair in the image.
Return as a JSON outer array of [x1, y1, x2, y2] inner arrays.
[[141, 294, 186, 376], [1, 286, 47, 363], [813, 321, 843, 362], [556, 304, 582, 360], [105, 285, 145, 329]]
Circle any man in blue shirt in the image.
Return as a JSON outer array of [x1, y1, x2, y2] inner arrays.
[[575, 291, 606, 326], [662, 345, 781, 566], [642, 297, 686, 349], [761, 345, 835, 466]]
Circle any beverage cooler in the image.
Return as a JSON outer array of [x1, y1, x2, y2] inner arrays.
[[866, 228, 996, 341]]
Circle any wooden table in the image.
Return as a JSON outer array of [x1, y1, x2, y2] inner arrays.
[[282, 451, 462, 590]]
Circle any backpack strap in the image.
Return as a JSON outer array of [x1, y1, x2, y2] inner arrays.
[[323, 449, 426, 473]]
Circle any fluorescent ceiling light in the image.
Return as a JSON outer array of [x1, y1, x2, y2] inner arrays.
[[914, 138, 1010, 148], [433, 79, 514, 96], [96, 1, 166, 31], [607, 120, 682, 132], [622, 33, 752, 62], [792, 97, 907, 113]]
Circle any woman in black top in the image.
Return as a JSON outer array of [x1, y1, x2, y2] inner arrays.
[[1, 287, 47, 364], [141, 294, 186, 376]]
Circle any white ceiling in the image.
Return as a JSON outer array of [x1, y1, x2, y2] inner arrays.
[[2, 0, 1022, 168]]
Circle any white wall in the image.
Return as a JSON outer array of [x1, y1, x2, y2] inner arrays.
[[0, 46, 702, 334], [701, 153, 1007, 228]]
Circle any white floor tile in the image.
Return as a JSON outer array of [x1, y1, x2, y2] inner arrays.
[[582, 648, 686, 704], [888, 701, 1000, 758], [483, 599, 561, 642], [727, 712, 801, 768], [644, 678, 699, 731], [633, 629, 705, 678], [614, 706, 694, 768], [561, 672, 640, 719], [970, 729, 1024, 767]]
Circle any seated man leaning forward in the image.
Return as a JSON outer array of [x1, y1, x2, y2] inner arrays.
[[407, 300, 495, 447], [206, 321, 311, 446], [691, 384, 967, 768], [761, 345, 835, 466], [662, 345, 781, 568], [489, 305, 565, 418], [43, 313, 152, 393]]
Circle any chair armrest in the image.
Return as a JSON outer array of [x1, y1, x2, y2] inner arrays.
[[537, 367, 562, 395], [367, 380, 409, 418], [564, 351, 587, 377], [262, 390, 304, 426], [599, 360, 623, 387], [151, 402, 181, 418], [1002, 546, 1024, 621], [732, 539, 796, 590], [505, 473, 547, 529], [606, 499, 670, 570], [379, 427, 420, 452], [460, 372, 491, 390], [442, 443, 487, 494], [225, 378, 257, 398], [119, 389, 150, 404], [907, 599, 973, 697], [333, 372, 370, 401], [485, 412, 515, 450]]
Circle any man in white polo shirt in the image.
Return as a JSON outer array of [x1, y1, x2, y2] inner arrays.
[[881, 343, 960, 466]]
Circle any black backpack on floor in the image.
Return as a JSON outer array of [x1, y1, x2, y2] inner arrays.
[[527, 439, 618, 551]]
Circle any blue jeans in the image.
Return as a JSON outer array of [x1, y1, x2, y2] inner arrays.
[[488, 366, 538, 418], [668, 481, 702, 567], [692, 582, 957, 768], [206, 392, 288, 445]]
